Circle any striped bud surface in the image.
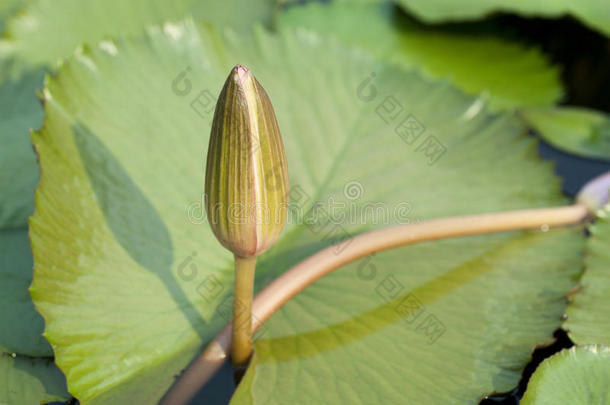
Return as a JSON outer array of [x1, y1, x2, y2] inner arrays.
[[205, 65, 289, 258]]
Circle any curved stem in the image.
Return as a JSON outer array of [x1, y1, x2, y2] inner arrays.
[[232, 255, 256, 366], [160, 203, 590, 405]]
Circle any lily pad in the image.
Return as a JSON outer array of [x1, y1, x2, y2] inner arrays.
[[278, 1, 561, 111], [394, 0, 610, 37], [0, 353, 69, 404], [521, 107, 610, 161], [521, 345, 610, 404], [564, 206, 610, 344], [30, 20, 583, 404]]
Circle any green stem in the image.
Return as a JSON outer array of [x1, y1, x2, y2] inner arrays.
[[232, 255, 257, 366]]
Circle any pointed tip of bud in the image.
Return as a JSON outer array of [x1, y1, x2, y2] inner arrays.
[[231, 64, 250, 84]]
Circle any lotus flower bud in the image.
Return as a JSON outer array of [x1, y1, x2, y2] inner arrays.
[[205, 65, 289, 258]]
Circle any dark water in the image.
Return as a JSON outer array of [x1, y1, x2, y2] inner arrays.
[[539, 140, 610, 197], [189, 361, 236, 404]]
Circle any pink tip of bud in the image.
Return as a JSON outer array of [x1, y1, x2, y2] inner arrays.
[[234, 64, 249, 82]]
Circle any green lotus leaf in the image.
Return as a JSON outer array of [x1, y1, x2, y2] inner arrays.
[[521, 345, 610, 404], [29, 19, 583, 403], [278, 2, 561, 111], [394, 0, 610, 37], [521, 107, 610, 161], [564, 206, 610, 344], [0, 353, 69, 404]]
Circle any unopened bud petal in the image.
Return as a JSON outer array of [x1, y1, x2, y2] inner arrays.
[[205, 65, 289, 257]]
